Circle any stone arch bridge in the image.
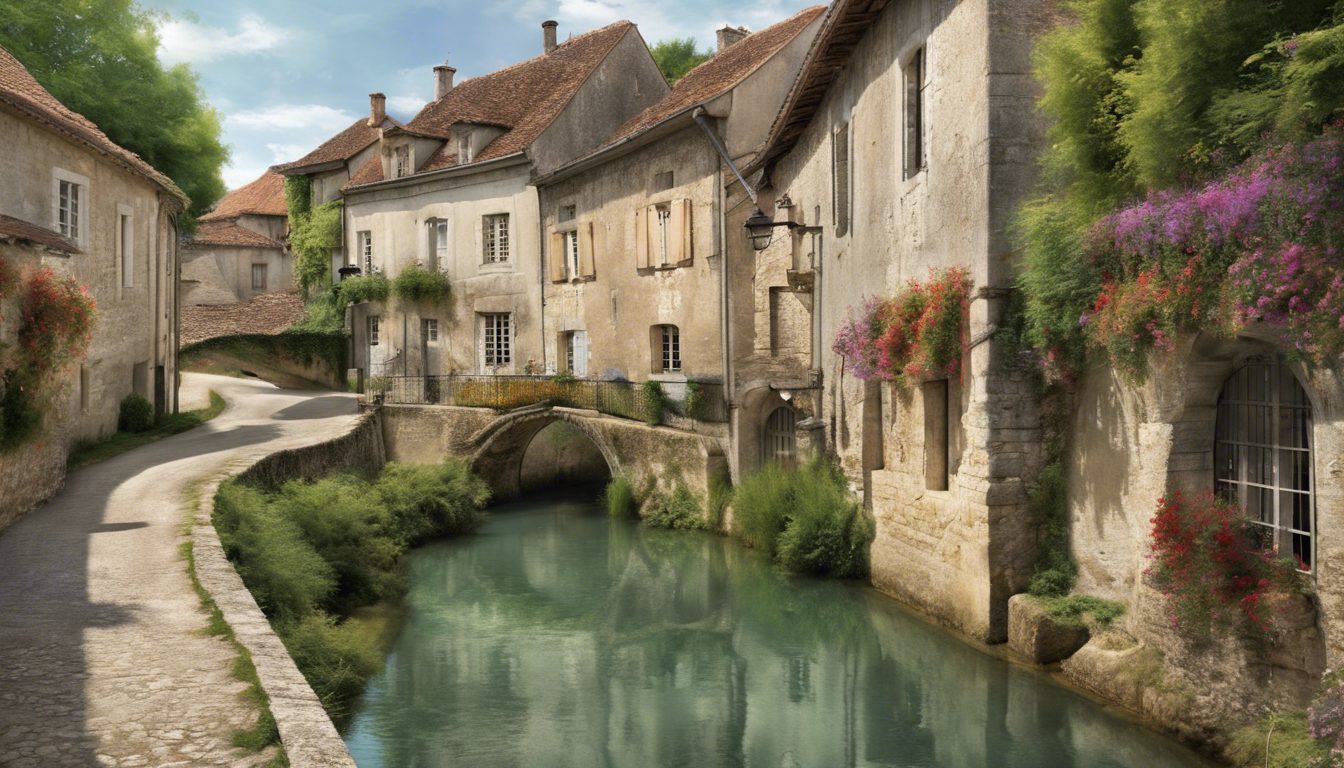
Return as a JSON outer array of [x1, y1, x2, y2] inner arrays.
[[377, 402, 729, 500]]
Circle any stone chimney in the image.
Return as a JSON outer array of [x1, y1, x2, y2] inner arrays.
[[716, 25, 749, 53], [543, 20, 558, 54], [434, 58, 456, 100], [368, 92, 386, 127]]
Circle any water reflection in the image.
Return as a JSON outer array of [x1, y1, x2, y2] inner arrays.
[[345, 494, 1212, 768]]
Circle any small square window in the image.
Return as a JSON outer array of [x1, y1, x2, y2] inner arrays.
[[559, 204, 577, 222], [653, 171, 674, 192]]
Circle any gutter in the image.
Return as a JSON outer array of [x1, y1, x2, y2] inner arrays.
[[343, 151, 530, 196]]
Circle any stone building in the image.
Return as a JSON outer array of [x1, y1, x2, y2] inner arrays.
[[0, 45, 187, 528], [732, 0, 1055, 642], [533, 8, 825, 399], [339, 21, 667, 379], [182, 170, 290, 305]]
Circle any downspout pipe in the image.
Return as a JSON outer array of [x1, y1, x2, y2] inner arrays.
[[693, 108, 757, 206]]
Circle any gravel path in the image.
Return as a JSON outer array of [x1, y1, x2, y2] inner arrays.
[[0, 374, 360, 768]]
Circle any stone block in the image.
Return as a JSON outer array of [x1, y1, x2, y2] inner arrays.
[[1008, 593, 1090, 664]]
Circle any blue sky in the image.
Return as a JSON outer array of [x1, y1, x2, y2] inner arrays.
[[150, 0, 820, 191]]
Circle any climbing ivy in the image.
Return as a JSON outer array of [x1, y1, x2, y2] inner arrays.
[[284, 175, 342, 294]]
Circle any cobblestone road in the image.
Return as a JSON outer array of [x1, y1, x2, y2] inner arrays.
[[0, 374, 360, 768]]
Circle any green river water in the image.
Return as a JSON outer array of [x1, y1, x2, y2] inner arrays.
[[344, 491, 1216, 768]]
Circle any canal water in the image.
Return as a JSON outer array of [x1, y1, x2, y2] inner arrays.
[[344, 492, 1215, 768]]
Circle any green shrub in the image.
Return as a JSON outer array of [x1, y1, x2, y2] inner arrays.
[[390, 264, 450, 304], [730, 461, 794, 557], [336, 273, 390, 307], [277, 612, 383, 725], [117, 393, 154, 433], [707, 469, 732, 532], [214, 482, 336, 624], [641, 380, 666, 426], [776, 459, 872, 578], [374, 459, 489, 546], [1027, 463, 1078, 598], [291, 200, 343, 293], [644, 480, 708, 530], [604, 475, 638, 519], [0, 369, 42, 452], [1036, 594, 1126, 628]]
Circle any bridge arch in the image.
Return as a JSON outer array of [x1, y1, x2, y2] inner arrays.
[[470, 407, 622, 499]]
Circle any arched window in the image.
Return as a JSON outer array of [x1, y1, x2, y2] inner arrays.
[[1214, 357, 1314, 570], [763, 406, 797, 466]]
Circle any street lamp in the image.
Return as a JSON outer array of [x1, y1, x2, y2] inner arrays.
[[743, 206, 800, 251]]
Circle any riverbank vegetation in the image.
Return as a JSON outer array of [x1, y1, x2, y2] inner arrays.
[[1025, 463, 1125, 627], [213, 458, 489, 728]]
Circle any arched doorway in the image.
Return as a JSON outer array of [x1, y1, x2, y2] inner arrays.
[[762, 406, 797, 467], [1214, 357, 1314, 569]]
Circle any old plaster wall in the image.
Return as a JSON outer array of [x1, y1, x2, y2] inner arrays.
[[539, 126, 723, 383], [182, 244, 289, 306], [748, 0, 1052, 641], [345, 160, 541, 377], [181, 249, 241, 305]]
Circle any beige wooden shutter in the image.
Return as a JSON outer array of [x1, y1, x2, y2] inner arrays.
[[549, 231, 566, 282], [635, 207, 650, 269], [672, 199, 692, 266], [578, 222, 595, 278]]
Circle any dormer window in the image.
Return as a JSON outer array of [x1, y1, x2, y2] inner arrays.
[[395, 145, 411, 178], [458, 133, 473, 164]]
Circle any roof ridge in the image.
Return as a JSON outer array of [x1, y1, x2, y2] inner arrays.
[[434, 20, 635, 102]]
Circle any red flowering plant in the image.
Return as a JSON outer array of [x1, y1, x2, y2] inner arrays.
[[833, 267, 971, 385], [1146, 491, 1300, 644]]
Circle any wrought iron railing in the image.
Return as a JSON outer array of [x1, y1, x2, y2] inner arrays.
[[371, 374, 728, 423]]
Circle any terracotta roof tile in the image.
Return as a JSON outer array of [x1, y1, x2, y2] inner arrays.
[[0, 45, 187, 205], [403, 21, 634, 162], [342, 155, 384, 190], [274, 115, 402, 173], [180, 291, 306, 346], [186, 221, 285, 249], [0, 214, 80, 254], [201, 171, 288, 221], [600, 7, 825, 148]]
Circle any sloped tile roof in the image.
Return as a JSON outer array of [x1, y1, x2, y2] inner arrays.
[[342, 155, 384, 190], [599, 7, 825, 148], [186, 221, 285, 249], [274, 115, 403, 173], [201, 171, 288, 221], [180, 291, 306, 346], [0, 45, 187, 205], [0, 214, 80, 254], [403, 21, 634, 163]]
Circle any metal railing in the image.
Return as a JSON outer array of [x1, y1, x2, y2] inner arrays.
[[371, 374, 728, 423]]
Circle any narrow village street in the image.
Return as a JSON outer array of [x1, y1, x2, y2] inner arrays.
[[0, 374, 359, 768]]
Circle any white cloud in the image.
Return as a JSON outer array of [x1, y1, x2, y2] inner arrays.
[[266, 143, 314, 164], [222, 159, 273, 191], [387, 95, 427, 117], [158, 14, 285, 66], [226, 104, 356, 133]]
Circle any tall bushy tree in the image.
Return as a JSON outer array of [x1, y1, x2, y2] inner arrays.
[[649, 38, 713, 83], [0, 0, 229, 218]]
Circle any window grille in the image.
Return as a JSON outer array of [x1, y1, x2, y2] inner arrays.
[[1215, 358, 1314, 570], [661, 325, 680, 372], [484, 313, 511, 366], [763, 407, 797, 466], [424, 318, 439, 343], [483, 214, 510, 263], [359, 231, 372, 272], [368, 316, 380, 346]]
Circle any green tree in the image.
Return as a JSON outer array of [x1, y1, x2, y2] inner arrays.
[[649, 38, 713, 84], [0, 0, 229, 219]]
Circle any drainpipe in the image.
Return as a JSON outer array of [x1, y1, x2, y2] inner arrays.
[[537, 187, 547, 374]]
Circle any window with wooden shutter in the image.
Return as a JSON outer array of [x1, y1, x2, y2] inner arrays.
[[670, 199, 692, 266], [635, 206, 650, 269], [549, 231, 566, 282], [578, 222, 595, 278], [834, 122, 850, 237]]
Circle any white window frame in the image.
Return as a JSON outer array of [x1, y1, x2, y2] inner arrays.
[[483, 214, 509, 264], [359, 231, 373, 272], [563, 230, 580, 279], [483, 313, 511, 367], [424, 318, 439, 344], [52, 168, 89, 248], [368, 315, 381, 346], [565, 330, 588, 376], [661, 325, 681, 373], [434, 219, 449, 266]]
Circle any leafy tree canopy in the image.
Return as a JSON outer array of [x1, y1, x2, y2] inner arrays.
[[0, 0, 229, 221], [649, 38, 713, 84]]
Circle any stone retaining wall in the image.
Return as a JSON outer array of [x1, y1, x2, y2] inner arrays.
[[193, 409, 385, 767], [0, 439, 67, 534]]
